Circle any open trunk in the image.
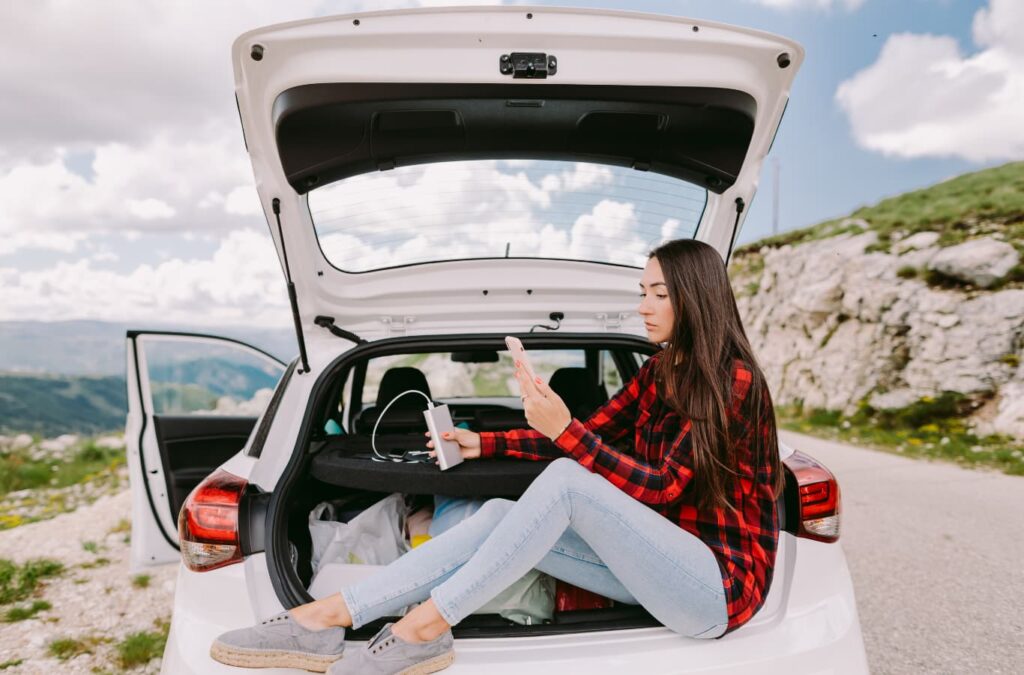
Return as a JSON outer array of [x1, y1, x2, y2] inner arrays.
[[261, 334, 796, 639]]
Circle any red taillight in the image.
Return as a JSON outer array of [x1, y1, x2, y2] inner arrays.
[[178, 469, 247, 572], [785, 450, 841, 543]]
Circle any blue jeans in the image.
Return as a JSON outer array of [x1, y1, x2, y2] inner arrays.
[[340, 457, 729, 638]]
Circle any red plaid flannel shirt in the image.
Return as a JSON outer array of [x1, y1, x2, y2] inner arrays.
[[479, 352, 778, 634]]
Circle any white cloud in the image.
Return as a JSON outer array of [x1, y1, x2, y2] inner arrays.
[[746, 0, 865, 10], [0, 231, 87, 256], [0, 229, 288, 325], [0, 132, 259, 239], [836, 0, 1024, 161], [224, 185, 262, 216], [0, 0, 509, 158], [539, 164, 615, 193], [661, 218, 683, 241], [569, 200, 653, 265], [127, 198, 176, 220]]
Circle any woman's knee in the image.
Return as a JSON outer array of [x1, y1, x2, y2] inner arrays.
[[536, 457, 590, 490], [545, 457, 584, 477], [473, 497, 515, 524]]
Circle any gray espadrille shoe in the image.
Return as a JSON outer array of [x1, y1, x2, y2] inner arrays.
[[327, 622, 454, 675], [210, 611, 346, 672]]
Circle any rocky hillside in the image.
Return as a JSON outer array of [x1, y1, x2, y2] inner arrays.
[[730, 161, 1024, 442]]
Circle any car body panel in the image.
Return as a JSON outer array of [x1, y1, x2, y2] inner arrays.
[[161, 538, 866, 674], [231, 6, 803, 340]]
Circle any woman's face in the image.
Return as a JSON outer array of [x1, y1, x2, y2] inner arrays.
[[638, 256, 676, 344]]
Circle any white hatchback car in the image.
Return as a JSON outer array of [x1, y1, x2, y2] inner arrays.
[[124, 6, 868, 673]]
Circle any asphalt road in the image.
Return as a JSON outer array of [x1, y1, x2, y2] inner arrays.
[[779, 430, 1024, 674]]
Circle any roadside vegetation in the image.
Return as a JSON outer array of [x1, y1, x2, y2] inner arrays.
[[115, 618, 170, 670], [0, 435, 125, 530], [42, 619, 170, 671], [0, 557, 63, 623], [735, 160, 1024, 255], [777, 394, 1024, 476]]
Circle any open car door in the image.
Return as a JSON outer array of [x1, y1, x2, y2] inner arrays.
[[124, 331, 286, 569]]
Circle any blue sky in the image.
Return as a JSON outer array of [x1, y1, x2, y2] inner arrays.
[[0, 0, 1019, 326]]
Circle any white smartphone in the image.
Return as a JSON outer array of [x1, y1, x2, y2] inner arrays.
[[423, 404, 464, 471], [505, 336, 538, 382]]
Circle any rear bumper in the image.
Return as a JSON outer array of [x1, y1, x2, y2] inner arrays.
[[161, 539, 867, 674]]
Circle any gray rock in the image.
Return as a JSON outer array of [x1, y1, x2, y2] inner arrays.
[[926, 237, 1020, 288], [737, 229, 1024, 440], [985, 381, 1024, 439], [894, 231, 940, 254]]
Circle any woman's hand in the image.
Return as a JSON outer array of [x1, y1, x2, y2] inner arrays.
[[515, 362, 573, 440], [425, 427, 482, 460]]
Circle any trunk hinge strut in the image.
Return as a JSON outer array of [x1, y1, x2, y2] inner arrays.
[[314, 316, 366, 345], [272, 198, 311, 374], [725, 196, 746, 264]]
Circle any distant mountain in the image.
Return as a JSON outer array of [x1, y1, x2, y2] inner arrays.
[[0, 320, 298, 376], [0, 373, 126, 436], [0, 320, 297, 435]]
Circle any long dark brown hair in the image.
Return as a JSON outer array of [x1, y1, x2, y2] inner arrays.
[[649, 239, 782, 510]]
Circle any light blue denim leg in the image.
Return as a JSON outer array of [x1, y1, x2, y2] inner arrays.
[[431, 496, 638, 604], [340, 496, 509, 629], [430, 458, 729, 638], [532, 525, 638, 605]]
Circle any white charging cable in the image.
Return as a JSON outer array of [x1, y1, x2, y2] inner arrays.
[[370, 389, 435, 463]]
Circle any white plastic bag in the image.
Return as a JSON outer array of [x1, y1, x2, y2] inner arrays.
[[309, 493, 410, 573]]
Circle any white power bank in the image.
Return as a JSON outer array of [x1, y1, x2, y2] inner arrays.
[[423, 404, 464, 471]]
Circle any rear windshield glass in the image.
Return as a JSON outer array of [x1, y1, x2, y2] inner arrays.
[[307, 160, 707, 272]]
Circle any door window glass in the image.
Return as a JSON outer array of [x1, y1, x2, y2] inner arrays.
[[601, 350, 624, 391], [141, 338, 286, 415]]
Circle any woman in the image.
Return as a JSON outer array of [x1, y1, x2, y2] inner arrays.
[[211, 239, 781, 675]]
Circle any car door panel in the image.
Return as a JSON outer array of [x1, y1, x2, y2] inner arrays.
[[125, 331, 286, 569], [151, 414, 259, 521]]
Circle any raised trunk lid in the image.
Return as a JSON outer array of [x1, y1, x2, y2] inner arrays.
[[232, 7, 802, 343]]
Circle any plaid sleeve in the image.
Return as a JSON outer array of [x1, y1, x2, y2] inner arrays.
[[553, 416, 695, 505], [479, 356, 654, 461], [478, 427, 558, 460], [577, 360, 647, 444]]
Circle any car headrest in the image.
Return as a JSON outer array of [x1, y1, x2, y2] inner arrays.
[[376, 367, 433, 408], [549, 368, 607, 420]]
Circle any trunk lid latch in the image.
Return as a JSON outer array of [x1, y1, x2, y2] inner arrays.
[[500, 52, 557, 78], [381, 316, 415, 337], [597, 312, 630, 332]]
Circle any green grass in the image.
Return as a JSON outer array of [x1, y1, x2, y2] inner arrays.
[[48, 637, 92, 660], [82, 541, 100, 554], [131, 574, 151, 589], [778, 395, 1024, 476], [3, 599, 51, 622], [0, 441, 125, 497], [80, 557, 110, 569], [115, 619, 170, 669], [0, 659, 24, 670], [0, 558, 63, 605], [734, 161, 1024, 258], [108, 518, 130, 534]]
